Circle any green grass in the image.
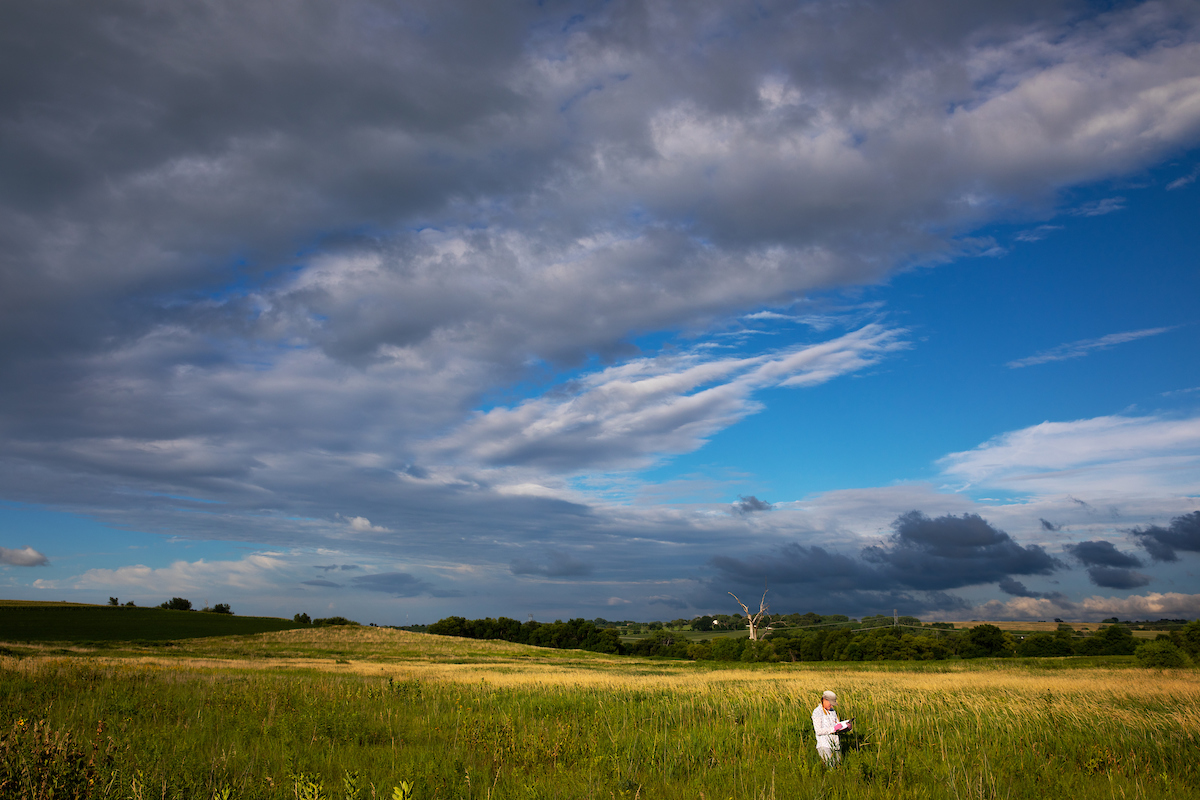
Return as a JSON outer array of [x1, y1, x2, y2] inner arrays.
[[0, 601, 300, 642], [0, 628, 1197, 799]]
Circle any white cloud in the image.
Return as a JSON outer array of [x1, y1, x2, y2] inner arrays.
[[428, 325, 906, 473], [1014, 225, 1063, 243], [344, 516, 390, 533], [976, 591, 1200, 621], [0, 546, 49, 567], [55, 554, 292, 594], [939, 413, 1200, 495], [1167, 166, 1199, 189], [1006, 326, 1176, 368], [1071, 197, 1127, 217], [742, 311, 794, 321]]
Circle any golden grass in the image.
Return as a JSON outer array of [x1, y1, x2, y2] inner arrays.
[[27, 624, 1194, 739]]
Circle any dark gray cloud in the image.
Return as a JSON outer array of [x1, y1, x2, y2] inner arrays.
[[712, 543, 874, 592], [511, 551, 594, 578], [861, 511, 1061, 590], [708, 510, 1060, 614], [1131, 511, 1200, 562], [1040, 518, 1061, 532], [1084, 566, 1152, 590], [703, 551, 969, 617], [734, 495, 772, 514], [998, 577, 1038, 597], [1064, 540, 1143, 568], [0, 546, 49, 567], [997, 576, 1071, 602], [302, 579, 342, 589], [645, 595, 689, 611], [350, 572, 449, 598]]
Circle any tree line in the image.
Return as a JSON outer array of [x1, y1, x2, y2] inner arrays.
[[107, 596, 233, 614], [425, 614, 1200, 665], [426, 616, 622, 653]]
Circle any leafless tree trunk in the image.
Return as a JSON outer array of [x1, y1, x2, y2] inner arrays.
[[729, 588, 769, 640]]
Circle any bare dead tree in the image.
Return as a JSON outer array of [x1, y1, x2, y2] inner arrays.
[[728, 587, 769, 641]]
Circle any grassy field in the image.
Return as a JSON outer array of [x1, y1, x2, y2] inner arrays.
[[1, 626, 1197, 799], [0, 599, 301, 642]]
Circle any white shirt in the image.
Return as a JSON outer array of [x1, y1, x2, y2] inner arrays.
[[812, 703, 839, 750]]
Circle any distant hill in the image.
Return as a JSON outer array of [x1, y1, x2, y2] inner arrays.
[[0, 599, 301, 642]]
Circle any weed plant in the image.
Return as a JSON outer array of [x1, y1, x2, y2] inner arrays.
[[1, 652, 1198, 799]]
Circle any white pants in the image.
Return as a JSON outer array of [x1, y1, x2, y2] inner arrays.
[[816, 735, 840, 764]]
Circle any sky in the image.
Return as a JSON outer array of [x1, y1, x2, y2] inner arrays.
[[1, 0, 1199, 625]]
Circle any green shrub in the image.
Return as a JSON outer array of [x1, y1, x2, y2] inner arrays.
[[1017, 633, 1073, 658], [1135, 640, 1191, 668]]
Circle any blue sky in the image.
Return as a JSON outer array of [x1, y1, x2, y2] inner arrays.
[[1, 0, 1199, 625], [652, 161, 1200, 502]]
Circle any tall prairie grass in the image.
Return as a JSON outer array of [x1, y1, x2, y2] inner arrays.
[[1, 637, 1197, 799]]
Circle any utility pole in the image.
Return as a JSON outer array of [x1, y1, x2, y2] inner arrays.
[[893, 608, 898, 629]]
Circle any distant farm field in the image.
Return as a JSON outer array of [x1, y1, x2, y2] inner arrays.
[[1, 625, 1197, 799], [0, 600, 300, 642]]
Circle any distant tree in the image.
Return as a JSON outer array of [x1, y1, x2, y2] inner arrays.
[[1096, 624, 1138, 655], [293, 612, 312, 625], [124, 600, 136, 607], [961, 624, 1012, 658], [108, 597, 119, 606], [729, 587, 770, 641], [1179, 620, 1200, 659], [313, 616, 359, 627], [203, 603, 232, 614], [159, 597, 192, 611], [1016, 633, 1073, 658], [1136, 640, 1190, 668]]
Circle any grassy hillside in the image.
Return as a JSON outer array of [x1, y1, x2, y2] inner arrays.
[[0, 599, 300, 642]]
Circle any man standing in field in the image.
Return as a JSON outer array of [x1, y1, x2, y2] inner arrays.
[[812, 690, 849, 764]]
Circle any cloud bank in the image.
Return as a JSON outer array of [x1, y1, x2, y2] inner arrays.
[[1, 1, 1199, 618]]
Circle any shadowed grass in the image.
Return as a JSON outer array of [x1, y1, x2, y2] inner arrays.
[[0, 601, 300, 642]]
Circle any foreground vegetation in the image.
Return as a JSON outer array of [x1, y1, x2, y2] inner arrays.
[[1, 627, 1198, 799]]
